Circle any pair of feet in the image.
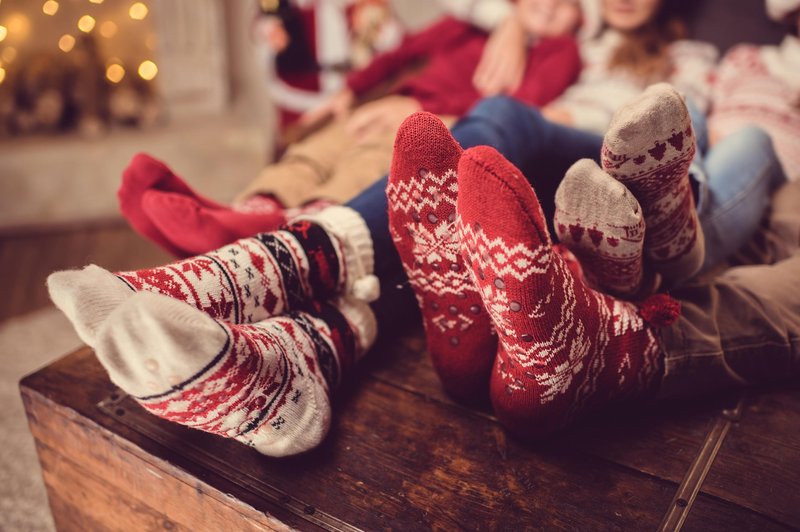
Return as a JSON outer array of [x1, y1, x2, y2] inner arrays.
[[49, 207, 380, 457], [119, 154, 333, 257], [389, 84, 699, 437]]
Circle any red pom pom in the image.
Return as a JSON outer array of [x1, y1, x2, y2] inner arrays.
[[638, 293, 681, 327]]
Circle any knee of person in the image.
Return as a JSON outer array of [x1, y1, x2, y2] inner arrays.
[[471, 95, 527, 124]]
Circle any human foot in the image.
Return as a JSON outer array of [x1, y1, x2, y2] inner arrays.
[[387, 112, 495, 402], [601, 83, 704, 284], [554, 158, 648, 298], [48, 207, 377, 347], [457, 146, 666, 437], [94, 291, 376, 456]]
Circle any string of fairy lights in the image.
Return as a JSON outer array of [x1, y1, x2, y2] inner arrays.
[[0, 0, 158, 87]]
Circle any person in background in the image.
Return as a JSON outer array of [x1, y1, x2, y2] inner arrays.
[[119, 0, 586, 256]]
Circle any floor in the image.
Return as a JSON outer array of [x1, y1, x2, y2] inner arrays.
[[0, 220, 171, 532]]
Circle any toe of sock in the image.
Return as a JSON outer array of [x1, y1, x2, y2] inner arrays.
[[94, 291, 228, 398], [47, 265, 133, 347]]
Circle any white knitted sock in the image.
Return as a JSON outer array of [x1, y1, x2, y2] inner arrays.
[[95, 291, 376, 457], [47, 208, 375, 346]]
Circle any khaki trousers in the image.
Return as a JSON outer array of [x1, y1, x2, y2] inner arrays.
[[238, 115, 457, 207], [657, 180, 800, 398]]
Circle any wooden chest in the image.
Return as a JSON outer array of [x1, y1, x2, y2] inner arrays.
[[20, 330, 800, 530]]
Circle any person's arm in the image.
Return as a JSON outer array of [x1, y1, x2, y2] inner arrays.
[[345, 17, 469, 97], [511, 38, 582, 108], [437, 0, 513, 31]]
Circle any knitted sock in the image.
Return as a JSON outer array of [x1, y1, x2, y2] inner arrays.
[[387, 112, 495, 402], [94, 291, 377, 457], [457, 146, 665, 438], [47, 206, 378, 347], [118, 153, 225, 257], [141, 190, 287, 255], [554, 158, 647, 298], [601, 83, 704, 284]]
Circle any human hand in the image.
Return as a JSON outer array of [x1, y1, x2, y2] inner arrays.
[[542, 105, 574, 126], [299, 88, 355, 127], [346, 96, 422, 143], [254, 16, 290, 53], [473, 15, 527, 97]]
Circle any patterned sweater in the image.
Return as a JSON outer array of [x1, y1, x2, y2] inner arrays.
[[553, 30, 719, 134], [709, 36, 800, 182]]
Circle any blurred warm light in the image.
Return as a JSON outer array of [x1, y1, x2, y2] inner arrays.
[[58, 34, 75, 52], [145, 33, 156, 51], [42, 0, 59, 16], [138, 60, 157, 80], [1, 46, 16, 63], [106, 63, 125, 83], [78, 15, 96, 33], [0, 67, 6, 85], [89, 0, 104, 3], [0, 26, 7, 43], [99, 20, 117, 38], [6, 14, 31, 38], [129, 3, 148, 20]]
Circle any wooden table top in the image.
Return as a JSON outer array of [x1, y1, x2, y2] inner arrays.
[[20, 328, 800, 531]]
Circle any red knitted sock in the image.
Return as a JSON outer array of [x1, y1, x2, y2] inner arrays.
[[48, 206, 377, 347], [142, 190, 287, 255], [119, 153, 225, 257], [387, 112, 495, 402], [601, 83, 704, 285], [457, 146, 665, 438]]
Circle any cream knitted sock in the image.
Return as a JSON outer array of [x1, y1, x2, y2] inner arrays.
[[554, 159, 648, 298], [94, 291, 376, 457], [601, 83, 704, 285]]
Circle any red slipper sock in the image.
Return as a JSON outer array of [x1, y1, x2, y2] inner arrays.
[[457, 146, 666, 438], [119, 153, 225, 256], [142, 190, 288, 255], [95, 291, 376, 456], [601, 83, 704, 285], [387, 112, 495, 402]]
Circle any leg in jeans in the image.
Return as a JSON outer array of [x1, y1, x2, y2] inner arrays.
[[657, 180, 800, 398], [698, 127, 787, 271]]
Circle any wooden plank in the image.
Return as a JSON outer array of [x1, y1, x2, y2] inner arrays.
[[697, 386, 800, 529], [38, 443, 192, 532], [681, 493, 793, 532], [23, 347, 681, 530], [365, 326, 734, 488]]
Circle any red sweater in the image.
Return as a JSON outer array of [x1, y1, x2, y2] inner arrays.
[[346, 17, 581, 116]]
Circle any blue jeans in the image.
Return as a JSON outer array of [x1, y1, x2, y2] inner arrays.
[[692, 126, 786, 271]]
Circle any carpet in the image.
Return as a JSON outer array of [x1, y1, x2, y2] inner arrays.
[[0, 307, 83, 532]]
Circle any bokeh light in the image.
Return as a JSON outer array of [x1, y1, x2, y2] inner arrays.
[[137, 59, 157, 80], [99, 20, 117, 38], [129, 3, 148, 20], [78, 14, 96, 33], [58, 34, 75, 52], [42, 1, 59, 16], [106, 63, 125, 83]]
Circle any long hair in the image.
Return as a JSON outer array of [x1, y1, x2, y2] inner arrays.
[[607, 0, 691, 82]]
